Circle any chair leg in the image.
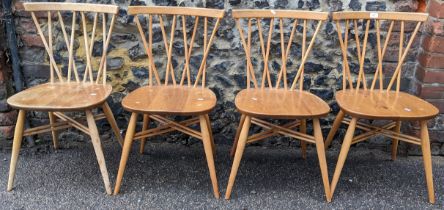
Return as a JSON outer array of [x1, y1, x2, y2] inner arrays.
[[199, 115, 220, 198], [230, 114, 246, 157], [139, 114, 149, 154], [420, 120, 435, 204], [330, 117, 357, 199], [225, 115, 251, 200], [313, 118, 332, 202], [114, 112, 138, 195], [325, 110, 345, 149], [85, 110, 112, 195], [48, 111, 59, 149], [300, 119, 307, 159], [7, 109, 26, 191], [102, 102, 123, 146], [391, 121, 401, 160], [204, 114, 216, 156]]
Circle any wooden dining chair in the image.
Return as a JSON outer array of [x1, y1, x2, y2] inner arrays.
[[225, 10, 331, 201], [324, 11, 437, 203], [6, 3, 122, 195], [113, 6, 224, 198]]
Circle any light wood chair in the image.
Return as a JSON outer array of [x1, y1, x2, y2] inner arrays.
[[225, 10, 331, 201], [113, 6, 224, 198], [7, 3, 122, 195], [324, 11, 437, 203]]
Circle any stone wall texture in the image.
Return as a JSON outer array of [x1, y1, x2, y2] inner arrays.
[[3, 0, 443, 155]]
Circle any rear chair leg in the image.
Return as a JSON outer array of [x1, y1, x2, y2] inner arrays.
[[85, 110, 112, 195], [139, 114, 150, 154], [325, 110, 345, 149], [300, 119, 307, 159], [230, 114, 246, 157], [391, 121, 401, 160], [420, 120, 435, 204], [102, 102, 123, 146], [313, 118, 331, 202], [48, 112, 59, 149], [7, 109, 26, 191]]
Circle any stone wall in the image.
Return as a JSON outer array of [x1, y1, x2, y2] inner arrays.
[[5, 0, 443, 155]]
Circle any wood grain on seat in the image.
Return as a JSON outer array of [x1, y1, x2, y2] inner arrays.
[[336, 90, 439, 120], [235, 88, 330, 119], [7, 83, 112, 111], [122, 86, 217, 115]]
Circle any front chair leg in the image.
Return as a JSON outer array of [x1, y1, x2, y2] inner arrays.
[[102, 102, 123, 146], [230, 114, 246, 157], [114, 112, 138, 195], [204, 114, 216, 155], [420, 120, 435, 204], [139, 114, 150, 154], [330, 117, 357, 199], [7, 109, 26, 191], [313, 118, 331, 202], [85, 110, 112, 195], [391, 121, 401, 160], [225, 115, 251, 200], [199, 115, 220, 198], [300, 119, 307, 159], [48, 112, 59, 149], [325, 110, 345, 149]]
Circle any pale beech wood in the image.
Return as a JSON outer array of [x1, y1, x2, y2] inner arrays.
[[86, 110, 112, 195], [420, 121, 435, 204], [204, 114, 216, 155], [336, 90, 439, 120], [230, 114, 246, 157], [199, 115, 220, 198], [246, 120, 300, 144], [7, 110, 26, 191], [48, 112, 59, 149], [128, 6, 224, 18], [235, 88, 330, 119], [225, 116, 251, 200], [300, 119, 307, 159], [114, 113, 138, 195], [133, 117, 199, 140], [24, 2, 118, 14], [330, 117, 357, 197], [139, 114, 150, 154], [324, 110, 345, 149], [391, 121, 401, 160], [332, 11, 428, 21], [232, 9, 328, 20], [102, 102, 123, 146], [313, 118, 332, 202], [53, 112, 90, 135], [122, 86, 216, 115], [7, 83, 112, 111]]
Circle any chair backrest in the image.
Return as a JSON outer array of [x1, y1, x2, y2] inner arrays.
[[128, 6, 224, 88], [332, 11, 428, 92], [232, 10, 328, 90], [23, 2, 118, 85]]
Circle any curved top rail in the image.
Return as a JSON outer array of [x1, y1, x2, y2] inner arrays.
[[128, 6, 225, 18], [232, 9, 328, 20], [23, 2, 119, 14], [332, 11, 428, 22]]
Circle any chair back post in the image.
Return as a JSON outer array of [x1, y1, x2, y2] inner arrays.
[[332, 11, 428, 93], [128, 6, 225, 88], [232, 10, 328, 91], [23, 2, 119, 85]]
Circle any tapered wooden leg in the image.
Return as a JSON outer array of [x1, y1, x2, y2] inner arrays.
[[330, 117, 357, 198], [300, 119, 307, 159], [325, 110, 345, 149], [114, 112, 138, 195], [102, 102, 123, 146], [139, 114, 149, 154], [7, 109, 26, 191], [85, 110, 112, 195], [48, 111, 59, 149], [420, 120, 435, 204], [230, 114, 246, 157], [199, 115, 220, 198], [225, 115, 251, 200], [313, 118, 331, 202], [204, 114, 216, 156], [391, 121, 401, 160]]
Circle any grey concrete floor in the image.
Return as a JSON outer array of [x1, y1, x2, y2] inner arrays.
[[0, 138, 443, 209]]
